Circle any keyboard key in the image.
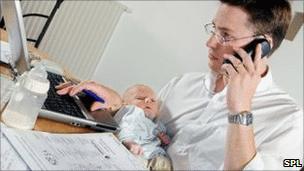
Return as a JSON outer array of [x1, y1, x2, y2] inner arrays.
[[43, 72, 85, 118]]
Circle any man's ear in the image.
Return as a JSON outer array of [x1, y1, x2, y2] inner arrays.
[[264, 34, 274, 49]]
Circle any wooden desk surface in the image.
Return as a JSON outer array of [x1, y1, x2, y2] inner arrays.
[[1, 29, 93, 133]]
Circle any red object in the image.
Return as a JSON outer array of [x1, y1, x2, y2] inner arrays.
[[157, 132, 171, 146]]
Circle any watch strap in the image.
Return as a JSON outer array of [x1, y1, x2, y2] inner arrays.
[[228, 111, 253, 126]]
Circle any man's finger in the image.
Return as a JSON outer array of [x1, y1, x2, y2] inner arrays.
[[69, 81, 96, 96], [90, 102, 107, 111], [234, 47, 254, 73], [254, 44, 263, 70], [222, 63, 237, 78], [224, 54, 242, 72], [55, 81, 73, 89], [56, 85, 74, 95]]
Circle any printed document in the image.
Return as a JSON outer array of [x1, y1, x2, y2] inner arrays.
[[1, 131, 29, 170], [1, 124, 146, 170]]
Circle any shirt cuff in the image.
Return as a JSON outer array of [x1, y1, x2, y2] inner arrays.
[[243, 152, 264, 170], [218, 152, 264, 170]]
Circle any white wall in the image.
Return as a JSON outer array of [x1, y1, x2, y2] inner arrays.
[[92, 1, 303, 108]]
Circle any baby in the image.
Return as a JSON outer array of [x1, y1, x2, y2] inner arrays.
[[114, 84, 171, 171]]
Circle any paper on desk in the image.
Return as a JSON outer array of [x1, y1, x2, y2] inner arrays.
[[0, 127, 30, 170], [1, 124, 147, 170]]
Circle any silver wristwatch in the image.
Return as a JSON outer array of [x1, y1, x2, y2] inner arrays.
[[228, 111, 253, 126]]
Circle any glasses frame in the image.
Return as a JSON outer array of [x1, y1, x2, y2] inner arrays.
[[204, 23, 263, 46]]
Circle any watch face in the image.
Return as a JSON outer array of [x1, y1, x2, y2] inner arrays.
[[247, 114, 253, 125], [244, 113, 253, 125]]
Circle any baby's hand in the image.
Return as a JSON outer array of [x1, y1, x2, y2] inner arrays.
[[123, 141, 144, 156], [157, 132, 171, 146]]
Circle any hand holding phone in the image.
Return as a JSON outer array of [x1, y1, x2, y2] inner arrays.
[[223, 38, 271, 113], [223, 38, 271, 65]]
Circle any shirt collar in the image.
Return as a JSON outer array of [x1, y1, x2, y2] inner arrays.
[[204, 70, 221, 94], [204, 68, 273, 94], [256, 67, 273, 93]]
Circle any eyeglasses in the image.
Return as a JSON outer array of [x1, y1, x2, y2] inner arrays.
[[204, 23, 261, 46]]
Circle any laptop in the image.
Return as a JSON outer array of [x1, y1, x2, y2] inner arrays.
[[1, 0, 119, 132]]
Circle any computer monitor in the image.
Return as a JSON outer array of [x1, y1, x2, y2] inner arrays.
[[1, 0, 30, 75]]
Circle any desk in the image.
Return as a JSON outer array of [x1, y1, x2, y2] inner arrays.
[[0, 29, 93, 133]]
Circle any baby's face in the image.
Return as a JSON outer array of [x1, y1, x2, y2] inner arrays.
[[124, 86, 159, 120]]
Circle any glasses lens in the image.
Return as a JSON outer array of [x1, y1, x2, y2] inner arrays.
[[205, 23, 214, 35], [205, 23, 226, 45]]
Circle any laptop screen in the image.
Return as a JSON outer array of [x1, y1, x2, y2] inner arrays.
[[1, 0, 30, 75]]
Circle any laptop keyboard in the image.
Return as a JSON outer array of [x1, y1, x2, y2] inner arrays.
[[43, 72, 85, 118]]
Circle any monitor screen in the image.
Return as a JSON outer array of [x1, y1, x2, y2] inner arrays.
[[1, 0, 30, 75]]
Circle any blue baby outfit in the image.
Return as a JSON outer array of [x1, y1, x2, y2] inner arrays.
[[114, 105, 168, 159]]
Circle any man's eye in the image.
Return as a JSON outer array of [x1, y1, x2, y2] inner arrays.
[[136, 97, 145, 100], [221, 32, 233, 41]]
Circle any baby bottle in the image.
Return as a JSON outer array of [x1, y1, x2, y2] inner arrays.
[[2, 64, 50, 129]]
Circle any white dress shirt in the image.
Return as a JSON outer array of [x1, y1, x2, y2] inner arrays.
[[157, 70, 303, 170]]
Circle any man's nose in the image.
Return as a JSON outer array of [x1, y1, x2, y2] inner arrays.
[[206, 34, 218, 48]]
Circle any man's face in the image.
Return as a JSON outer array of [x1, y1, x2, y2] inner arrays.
[[206, 4, 256, 73], [124, 86, 159, 120]]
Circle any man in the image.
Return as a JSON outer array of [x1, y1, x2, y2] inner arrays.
[[58, 0, 303, 170]]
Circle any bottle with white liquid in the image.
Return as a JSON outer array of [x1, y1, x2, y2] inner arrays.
[[2, 64, 50, 129]]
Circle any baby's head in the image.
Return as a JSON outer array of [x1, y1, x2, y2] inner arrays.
[[122, 84, 159, 120]]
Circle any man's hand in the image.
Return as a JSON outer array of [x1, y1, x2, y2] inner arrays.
[[221, 44, 265, 170], [56, 80, 122, 112], [221, 44, 266, 113]]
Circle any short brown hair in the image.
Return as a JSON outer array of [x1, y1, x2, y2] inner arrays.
[[220, 0, 292, 56]]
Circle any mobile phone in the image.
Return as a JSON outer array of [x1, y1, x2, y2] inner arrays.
[[223, 38, 271, 65]]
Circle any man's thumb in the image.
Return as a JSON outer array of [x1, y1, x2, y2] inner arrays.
[[90, 102, 107, 111]]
